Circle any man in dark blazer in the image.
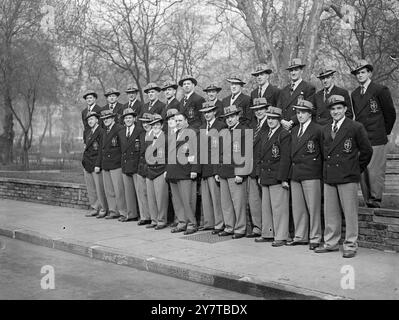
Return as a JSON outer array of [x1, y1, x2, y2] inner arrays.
[[246, 98, 270, 239], [312, 68, 353, 126], [250, 64, 280, 118], [95, 109, 127, 219], [222, 76, 252, 126], [82, 111, 108, 218], [161, 80, 181, 131], [351, 59, 397, 208], [81, 90, 102, 143], [102, 88, 125, 125], [315, 95, 372, 258], [287, 100, 323, 250], [123, 85, 143, 117], [277, 58, 316, 131], [198, 102, 226, 233], [203, 84, 224, 118], [256, 107, 291, 246], [179, 75, 206, 129], [118, 108, 142, 222], [141, 82, 165, 116]]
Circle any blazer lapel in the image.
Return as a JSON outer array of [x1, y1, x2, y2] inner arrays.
[[327, 118, 349, 154], [285, 81, 305, 108]]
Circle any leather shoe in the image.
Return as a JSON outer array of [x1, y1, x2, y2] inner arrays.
[[286, 240, 309, 246], [155, 224, 167, 230], [343, 250, 356, 258], [184, 229, 197, 235], [246, 233, 261, 238], [118, 216, 126, 221], [138, 219, 151, 225], [120, 217, 138, 222], [211, 229, 223, 235], [314, 246, 339, 253], [96, 213, 107, 219], [366, 200, 381, 208], [232, 233, 245, 239], [198, 226, 214, 231], [309, 243, 320, 250], [105, 214, 120, 220], [272, 240, 286, 247], [218, 231, 233, 237], [171, 227, 186, 233], [254, 237, 273, 243], [85, 210, 98, 217], [146, 224, 157, 229]]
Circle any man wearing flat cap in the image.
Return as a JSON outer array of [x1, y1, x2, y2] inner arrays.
[[142, 82, 166, 116], [124, 85, 143, 118], [351, 59, 396, 208], [95, 109, 127, 220], [203, 84, 224, 118], [102, 88, 125, 125], [82, 111, 108, 218], [315, 95, 372, 258], [250, 64, 280, 116], [287, 99, 323, 250], [81, 90, 102, 144], [118, 108, 142, 222], [312, 68, 353, 126], [277, 58, 316, 131], [222, 76, 252, 126], [179, 75, 206, 129]]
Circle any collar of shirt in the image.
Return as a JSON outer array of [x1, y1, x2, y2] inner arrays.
[[361, 78, 371, 92], [92, 124, 98, 133], [229, 122, 239, 130], [258, 115, 267, 128], [231, 92, 241, 102], [208, 98, 217, 105], [167, 97, 175, 104], [109, 103, 116, 109], [107, 122, 115, 132], [325, 84, 334, 94], [126, 125, 134, 135], [261, 82, 269, 95], [129, 99, 137, 107], [300, 118, 312, 133], [269, 124, 280, 138], [332, 116, 345, 131], [291, 79, 302, 92], [88, 104, 95, 112], [185, 91, 194, 100], [150, 99, 158, 106], [207, 118, 216, 128]]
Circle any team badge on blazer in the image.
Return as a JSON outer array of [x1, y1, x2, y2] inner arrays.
[[233, 141, 240, 153], [93, 141, 99, 151], [188, 107, 194, 119], [369, 98, 379, 113], [135, 138, 140, 150], [306, 140, 315, 153], [111, 136, 118, 147], [271, 144, 280, 158], [343, 138, 353, 153]]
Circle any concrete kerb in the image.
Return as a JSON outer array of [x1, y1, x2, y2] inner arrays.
[[0, 225, 348, 300]]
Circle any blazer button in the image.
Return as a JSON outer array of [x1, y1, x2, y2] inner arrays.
[[327, 156, 330, 159]]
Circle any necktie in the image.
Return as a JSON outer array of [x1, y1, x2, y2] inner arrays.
[[258, 86, 262, 98], [183, 96, 188, 106], [129, 101, 133, 108], [290, 82, 295, 95], [360, 85, 365, 95], [267, 129, 272, 140], [331, 121, 338, 139], [126, 128, 130, 138], [323, 89, 328, 102], [298, 124, 304, 138], [207, 121, 211, 132], [254, 120, 262, 139], [110, 104, 115, 111]]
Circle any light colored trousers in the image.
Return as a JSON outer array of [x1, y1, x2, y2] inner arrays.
[[102, 168, 127, 216], [133, 174, 150, 221], [323, 182, 359, 251], [247, 177, 262, 234], [201, 176, 224, 230], [146, 174, 169, 226], [220, 178, 247, 235], [261, 184, 289, 240], [170, 180, 197, 230], [84, 169, 108, 212], [291, 179, 322, 244], [122, 173, 139, 219]]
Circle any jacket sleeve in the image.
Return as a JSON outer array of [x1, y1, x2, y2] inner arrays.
[[342, 89, 354, 120], [356, 123, 373, 173], [95, 131, 103, 168], [378, 86, 396, 135]]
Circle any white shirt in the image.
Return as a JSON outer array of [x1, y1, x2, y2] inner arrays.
[[128, 99, 137, 108], [324, 84, 334, 95], [298, 118, 311, 136], [229, 122, 240, 130], [260, 82, 269, 96], [361, 78, 371, 93], [88, 104, 95, 112], [184, 91, 194, 101], [149, 99, 158, 107], [206, 118, 216, 133], [126, 125, 134, 137], [291, 79, 303, 92], [230, 92, 241, 104], [268, 124, 280, 138], [109, 103, 116, 110], [332, 116, 345, 131], [257, 115, 267, 128]]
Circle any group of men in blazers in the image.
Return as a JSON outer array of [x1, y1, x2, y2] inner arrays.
[[80, 57, 395, 258]]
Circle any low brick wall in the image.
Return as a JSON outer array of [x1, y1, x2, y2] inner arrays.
[[0, 177, 90, 209], [0, 177, 398, 252]]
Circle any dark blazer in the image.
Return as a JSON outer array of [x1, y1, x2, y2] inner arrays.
[[351, 81, 396, 146], [123, 99, 143, 118], [217, 123, 251, 179], [180, 92, 206, 129], [277, 80, 316, 125], [101, 102, 125, 125], [289, 121, 323, 181], [145, 131, 167, 180], [249, 118, 269, 178], [137, 130, 149, 177], [141, 99, 166, 116], [257, 126, 291, 186], [119, 125, 143, 175], [222, 93, 252, 126], [166, 126, 201, 181], [82, 125, 103, 173], [98, 123, 124, 171], [200, 119, 227, 178], [81, 104, 102, 143], [311, 85, 353, 126], [214, 99, 224, 119], [250, 84, 280, 122], [322, 117, 372, 185]]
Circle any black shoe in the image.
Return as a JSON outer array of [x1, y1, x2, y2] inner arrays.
[[171, 227, 186, 233], [254, 237, 273, 243], [198, 226, 214, 231], [211, 229, 223, 235], [184, 229, 197, 235], [246, 233, 261, 238], [232, 233, 245, 239], [272, 240, 287, 247], [155, 224, 167, 230], [146, 224, 157, 229], [138, 219, 151, 225], [218, 231, 233, 237], [309, 243, 320, 250], [343, 250, 357, 258], [286, 240, 309, 246], [314, 246, 339, 253], [130, 217, 139, 221]]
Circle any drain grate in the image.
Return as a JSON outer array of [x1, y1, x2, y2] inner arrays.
[[180, 231, 233, 243]]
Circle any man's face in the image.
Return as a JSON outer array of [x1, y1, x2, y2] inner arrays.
[[204, 110, 216, 122], [165, 87, 176, 100], [182, 80, 195, 94], [87, 116, 98, 128], [289, 67, 302, 82], [355, 68, 371, 84], [267, 117, 280, 129], [255, 107, 267, 120], [124, 115, 135, 127], [296, 110, 312, 124], [330, 104, 347, 122], [107, 94, 118, 104], [103, 117, 115, 127], [175, 115, 187, 130], [85, 95, 96, 106], [168, 116, 177, 129], [152, 122, 162, 134], [226, 113, 239, 127], [321, 74, 333, 89], [147, 89, 158, 101], [230, 83, 241, 95], [128, 92, 137, 101], [255, 72, 269, 86], [206, 90, 218, 101]]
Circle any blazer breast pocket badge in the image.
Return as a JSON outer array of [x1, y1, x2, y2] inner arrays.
[[271, 144, 280, 158], [306, 140, 315, 153], [135, 139, 140, 150], [93, 141, 99, 151], [188, 107, 194, 119], [369, 98, 379, 113], [343, 138, 352, 153], [111, 136, 118, 147]]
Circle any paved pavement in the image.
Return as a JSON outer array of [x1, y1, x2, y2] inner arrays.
[[0, 199, 398, 300], [0, 236, 260, 300]]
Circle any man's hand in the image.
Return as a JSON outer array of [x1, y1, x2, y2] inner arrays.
[[281, 119, 293, 131], [235, 176, 243, 184], [164, 171, 167, 178], [215, 174, 220, 183], [190, 172, 197, 180], [258, 178, 261, 185], [282, 181, 289, 189], [94, 166, 101, 173]]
